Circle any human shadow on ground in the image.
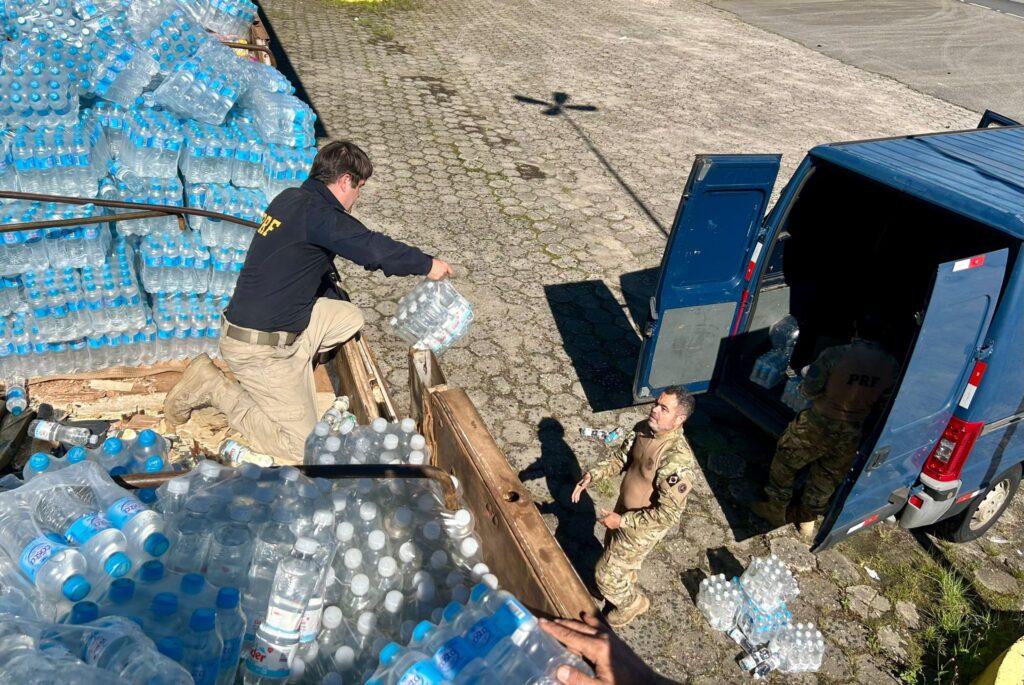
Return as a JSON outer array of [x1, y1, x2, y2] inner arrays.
[[513, 91, 668, 237], [518, 417, 605, 592], [255, 4, 328, 140], [544, 280, 641, 413]]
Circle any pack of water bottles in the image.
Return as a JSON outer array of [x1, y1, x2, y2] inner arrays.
[[696, 556, 824, 676], [141, 7, 210, 76], [240, 89, 316, 148], [389, 279, 475, 355], [89, 24, 161, 108], [780, 373, 812, 413], [120, 107, 186, 178], [152, 292, 228, 360], [100, 175, 187, 236], [186, 182, 267, 248], [749, 315, 800, 389], [200, 0, 257, 38], [10, 119, 109, 196], [139, 230, 213, 294], [0, 201, 110, 272]]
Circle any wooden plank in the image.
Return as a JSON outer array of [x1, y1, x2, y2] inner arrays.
[[330, 336, 397, 424], [429, 388, 597, 620], [408, 348, 447, 460]]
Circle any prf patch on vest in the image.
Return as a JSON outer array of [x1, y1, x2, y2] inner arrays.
[[257, 212, 282, 237]]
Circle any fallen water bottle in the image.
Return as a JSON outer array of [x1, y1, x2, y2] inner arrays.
[[220, 439, 275, 468], [28, 418, 98, 446], [579, 426, 624, 446], [0, 497, 91, 601], [5, 379, 27, 415]]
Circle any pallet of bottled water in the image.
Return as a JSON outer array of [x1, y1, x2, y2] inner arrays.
[[696, 556, 824, 676], [389, 279, 475, 355], [749, 315, 799, 389]]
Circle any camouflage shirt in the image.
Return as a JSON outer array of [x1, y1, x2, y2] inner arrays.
[[587, 420, 697, 533]]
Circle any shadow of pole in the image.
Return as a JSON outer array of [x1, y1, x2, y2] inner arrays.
[[513, 93, 668, 237]]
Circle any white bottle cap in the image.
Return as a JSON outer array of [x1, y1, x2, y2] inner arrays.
[[400, 418, 417, 434], [313, 509, 334, 527], [314, 422, 329, 437], [378, 556, 397, 577], [334, 646, 355, 671], [198, 460, 221, 478], [336, 522, 355, 544], [383, 434, 399, 451], [482, 573, 499, 590], [423, 520, 442, 541], [295, 537, 320, 555], [460, 538, 480, 558], [452, 585, 470, 605], [332, 492, 348, 513], [360, 502, 378, 522], [368, 530, 387, 551], [280, 466, 299, 482], [323, 436, 341, 453], [394, 507, 412, 527], [371, 418, 387, 434], [385, 590, 404, 613], [430, 550, 448, 570], [408, 450, 426, 465], [351, 574, 370, 596], [471, 563, 490, 580], [411, 570, 431, 589], [399, 542, 419, 564], [322, 606, 343, 629], [167, 478, 190, 494], [344, 548, 362, 569], [450, 509, 472, 529], [356, 612, 375, 635], [338, 421, 355, 436], [409, 435, 426, 451]]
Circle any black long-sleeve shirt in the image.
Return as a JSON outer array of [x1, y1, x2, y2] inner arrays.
[[225, 179, 433, 333]]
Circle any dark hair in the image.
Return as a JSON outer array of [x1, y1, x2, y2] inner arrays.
[[309, 141, 374, 186], [662, 385, 695, 418]]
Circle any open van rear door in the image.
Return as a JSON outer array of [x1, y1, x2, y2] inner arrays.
[[633, 154, 780, 399], [815, 249, 1009, 550]]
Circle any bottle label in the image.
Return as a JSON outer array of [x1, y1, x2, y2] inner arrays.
[[65, 512, 111, 544], [30, 420, 59, 442], [244, 611, 264, 643], [245, 640, 292, 679], [397, 662, 443, 685], [18, 535, 67, 581], [106, 496, 145, 528], [297, 598, 323, 643], [190, 657, 220, 685], [221, 634, 243, 668], [433, 637, 476, 679], [264, 604, 304, 635], [466, 617, 497, 652]]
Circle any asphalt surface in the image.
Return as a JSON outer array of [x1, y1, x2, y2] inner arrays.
[[706, 0, 1024, 118]]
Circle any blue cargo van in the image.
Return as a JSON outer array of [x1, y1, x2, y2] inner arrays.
[[634, 113, 1024, 550]]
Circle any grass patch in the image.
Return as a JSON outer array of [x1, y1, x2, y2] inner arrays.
[[326, 0, 416, 41]]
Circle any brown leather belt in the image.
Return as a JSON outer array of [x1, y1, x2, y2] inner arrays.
[[223, 322, 298, 347]]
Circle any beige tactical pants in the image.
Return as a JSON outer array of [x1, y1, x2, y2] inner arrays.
[[595, 525, 669, 608], [218, 298, 364, 464]]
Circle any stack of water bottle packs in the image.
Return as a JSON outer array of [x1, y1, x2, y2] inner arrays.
[[749, 315, 799, 390], [388, 279, 475, 355], [0, 0, 320, 381], [696, 555, 825, 674]]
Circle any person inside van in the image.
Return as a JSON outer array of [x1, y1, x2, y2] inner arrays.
[[750, 314, 900, 540]]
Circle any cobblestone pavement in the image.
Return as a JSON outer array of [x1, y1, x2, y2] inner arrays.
[[254, 0, 1020, 681]]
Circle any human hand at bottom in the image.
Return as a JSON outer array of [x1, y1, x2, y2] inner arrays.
[[539, 613, 680, 685]]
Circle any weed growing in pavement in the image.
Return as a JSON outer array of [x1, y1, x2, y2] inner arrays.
[[326, 0, 415, 42]]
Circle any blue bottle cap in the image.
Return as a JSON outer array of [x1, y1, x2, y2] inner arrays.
[[379, 642, 401, 666], [442, 602, 463, 624], [28, 452, 50, 471], [144, 532, 169, 557], [65, 446, 87, 464], [412, 620, 434, 643], [62, 575, 90, 602], [469, 583, 491, 603], [151, 592, 177, 616], [156, 636, 184, 662], [104, 551, 132, 578], [190, 607, 216, 631], [139, 559, 164, 582], [143, 456, 164, 473], [102, 437, 123, 455], [108, 466, 129, 476], [216, 587, 239, 609], [109, 577, 135, 603], [181, 572, 205, 595], [69, 600, 99, 624], [137, 429, 157, 446], [137, 487, 157, 504]]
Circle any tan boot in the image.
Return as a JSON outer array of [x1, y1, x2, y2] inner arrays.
[[163, 354, 232, 426], [606, 592, 650, 628], [750, 499, 788, 528], [798, 520, 816, 542]]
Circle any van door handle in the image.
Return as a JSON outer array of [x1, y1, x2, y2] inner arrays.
[[866, 446, 891, 472]]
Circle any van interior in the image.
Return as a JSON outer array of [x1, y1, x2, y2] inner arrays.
[[714, 159, 1020, 437]]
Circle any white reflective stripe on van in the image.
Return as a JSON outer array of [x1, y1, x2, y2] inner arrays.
[[958, 361, 988, 409], [744, 241, 763, 281]]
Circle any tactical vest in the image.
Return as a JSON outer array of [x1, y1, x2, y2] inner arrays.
[[619, 427, 679, 511]]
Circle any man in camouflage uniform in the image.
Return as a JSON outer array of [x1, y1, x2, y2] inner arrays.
[[572, 386, 697, 627], [751, 318, 899, 540]]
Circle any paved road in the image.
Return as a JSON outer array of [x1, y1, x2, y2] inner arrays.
[[707, 0, 1024, 117]]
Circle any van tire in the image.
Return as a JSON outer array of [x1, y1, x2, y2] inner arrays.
[[933, 464, 1022, 543]]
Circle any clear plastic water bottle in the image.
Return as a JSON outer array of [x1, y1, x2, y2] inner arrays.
[[35, 485, 133, 580], [0, 498, 91, 601], [5, 379, 27, 416], [216, 587, 246, 685], [82, 469, 170, 562], [183, 607, 224, 685], [205, 504, 255, 588], [164, 497, 214, 574], [28, 418, 96, 446]]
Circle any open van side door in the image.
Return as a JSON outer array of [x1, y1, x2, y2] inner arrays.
[[815, 249, 1009, 550], [977, 110, 1021, 128], [633, 154, 780, 400]]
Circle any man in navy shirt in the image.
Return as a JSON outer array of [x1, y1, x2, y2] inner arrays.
[[163, 141, 452, 463]]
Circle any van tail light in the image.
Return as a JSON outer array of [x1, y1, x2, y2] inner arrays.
[[921, 417, 984, 483]]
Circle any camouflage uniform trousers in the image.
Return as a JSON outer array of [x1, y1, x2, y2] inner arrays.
[[764, 410, 862, 515], [594, 522, 671, 608]]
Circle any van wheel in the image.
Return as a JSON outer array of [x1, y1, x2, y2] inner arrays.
[[933, 464, 1021, 543]]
